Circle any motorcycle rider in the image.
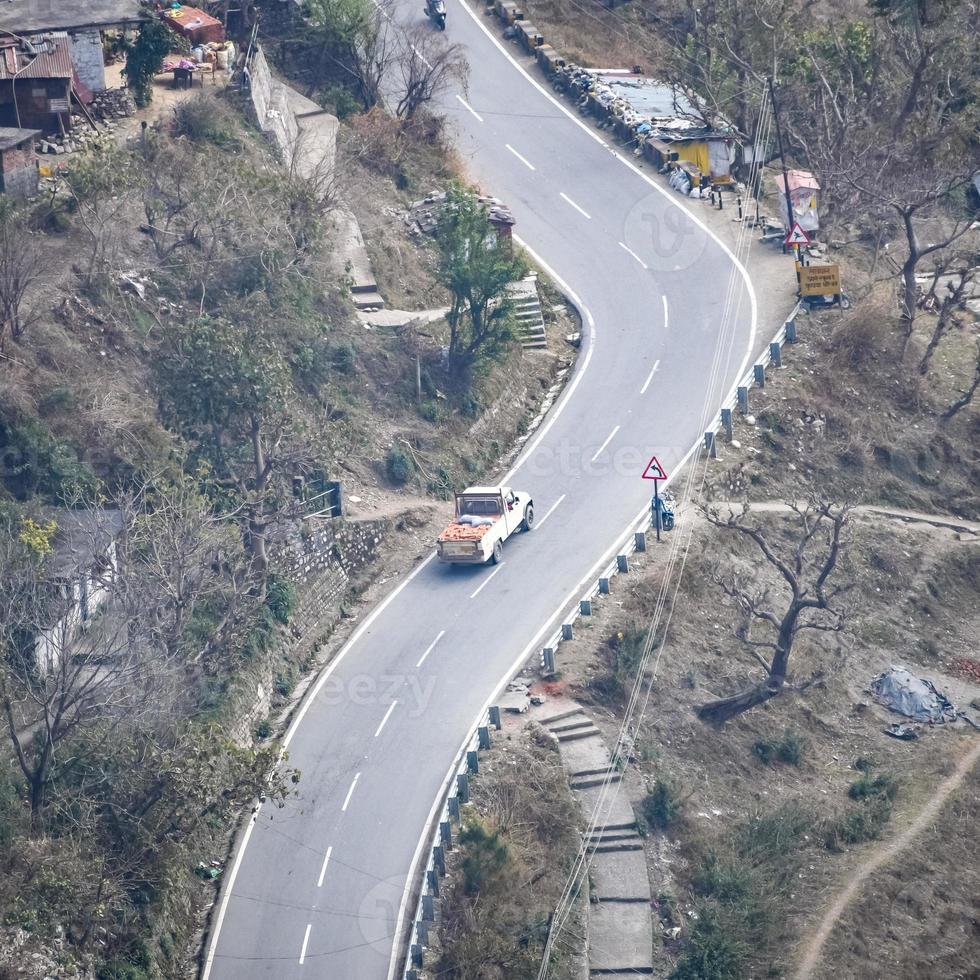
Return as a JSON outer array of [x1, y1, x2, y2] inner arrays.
[[425, 0, 446, 29]]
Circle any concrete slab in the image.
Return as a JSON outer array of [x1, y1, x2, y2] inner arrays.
[[588, 900, 654, 974], [590, 849, 651, 901]]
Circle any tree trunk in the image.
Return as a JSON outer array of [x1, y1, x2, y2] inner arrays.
[[900, 209, 921, 335], [696, 680, 782, 725]]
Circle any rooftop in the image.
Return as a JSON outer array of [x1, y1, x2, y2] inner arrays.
[[46, 508, 124, 578], [0, 125, 39, 150], [0, 0, 143, 35], [0, 32, 73, 80]]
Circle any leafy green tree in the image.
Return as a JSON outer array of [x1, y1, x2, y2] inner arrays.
[[156, 313, 303, 578], [123, 16, 175, 107], [435, 184, 527, 382]]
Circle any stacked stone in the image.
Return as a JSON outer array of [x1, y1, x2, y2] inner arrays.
[[90, 87, 137, 122]]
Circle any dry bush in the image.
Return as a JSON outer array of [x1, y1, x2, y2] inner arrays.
[[830, 291, 896, 370]]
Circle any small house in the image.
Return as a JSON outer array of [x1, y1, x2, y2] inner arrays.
[[0, 33, 75, 133], [31, 509, 124, 675], [0, 0, 143, 95], [0, 127, 41, 198], [770, 169, 821, 232]]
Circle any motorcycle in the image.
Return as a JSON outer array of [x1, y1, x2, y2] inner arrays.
[[652, 489, 676, 532], [424, 0, 446, 30]]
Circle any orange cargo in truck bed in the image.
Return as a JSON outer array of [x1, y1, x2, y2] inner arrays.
[[438, 522, 495, 542]]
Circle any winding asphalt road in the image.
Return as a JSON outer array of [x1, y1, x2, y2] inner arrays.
[[204, 3, 766, 977]]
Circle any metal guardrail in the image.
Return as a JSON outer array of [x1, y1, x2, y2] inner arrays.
[[400, 706, 498, 980], [398, 300, 806, 975]]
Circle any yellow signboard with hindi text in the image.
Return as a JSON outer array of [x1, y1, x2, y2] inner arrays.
[[799, 264, 842, 297]]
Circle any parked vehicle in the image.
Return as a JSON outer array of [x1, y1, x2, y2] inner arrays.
[[437, 486, 533, 564], [424, 0, 446, 30]]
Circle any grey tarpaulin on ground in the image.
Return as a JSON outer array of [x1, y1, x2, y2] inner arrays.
[[869, 666, 957, 723]]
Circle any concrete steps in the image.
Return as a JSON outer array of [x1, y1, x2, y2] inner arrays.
[[534, 700, 655, 978], [507, 276, 547, 349]]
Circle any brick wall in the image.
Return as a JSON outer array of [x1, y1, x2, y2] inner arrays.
[[68, 29, 107, 92], [0, 142, 38, 199]]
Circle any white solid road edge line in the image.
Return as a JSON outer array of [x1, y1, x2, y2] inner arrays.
[[374, 701, 398, 738], [201, 554, 437, 979], [590, 424, 620, 463], [535, 494, 566, 529], [299, 923, 312, 965], [341, 772, 361, 812], [505, 143, 536, 170], [662, 294, 669, 329], [316, 846, 333, 888], [469, 564, 503, 599], [384, 438, 704, 980], [455, 93, 484, 122], [415, 630, 445, 669], [560, 191, 592, 219], [640, 360, 660, 395]]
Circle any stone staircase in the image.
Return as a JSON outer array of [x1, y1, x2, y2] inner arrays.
[[539, 705, 654, 977], [507, 275, 547, 349]]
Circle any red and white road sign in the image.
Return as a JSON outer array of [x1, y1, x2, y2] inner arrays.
[[784, 222, 811, 247], [642, 456, 669, 480]]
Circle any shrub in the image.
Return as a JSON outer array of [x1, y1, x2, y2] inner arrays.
[[459, 819, 510, 896], [265, 574, 297, 625], [172, 95, 242, 148], [255, 719, 272, 740], [643, 777, 683, 831], [592, 627, 650, 702], [848, 772, 897, 801], [419, 399, 448, 424], [332, 341, 356, 374], [122, 16, 176, 107], [386, 447, 413, 485], [753, 729, 807, 766], [825, 796, 894, 850], [669, 903, 748, 980]]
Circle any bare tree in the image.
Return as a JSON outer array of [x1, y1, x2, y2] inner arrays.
[[0, 512, 165, 833], [395, 28, 469, 121], [917, 263, 976, 376], [0, 201, 43, 354], [696, 500, 850, 725]]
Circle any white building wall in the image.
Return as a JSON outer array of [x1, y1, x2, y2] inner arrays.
[[68, 29, 107, 92]]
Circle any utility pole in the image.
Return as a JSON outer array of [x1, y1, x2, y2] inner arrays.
[[767, 76, 794, 234]]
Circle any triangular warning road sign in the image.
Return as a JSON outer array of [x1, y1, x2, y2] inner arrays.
[[784, 222, 811, 247], [642, 456, 669, 481]]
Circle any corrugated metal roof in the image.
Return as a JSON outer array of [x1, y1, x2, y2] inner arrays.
[[0, 32, 74, 80]]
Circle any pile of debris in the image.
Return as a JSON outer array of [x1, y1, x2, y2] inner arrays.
[[90, 86, 137, 123], [406, 191, 515, 236]]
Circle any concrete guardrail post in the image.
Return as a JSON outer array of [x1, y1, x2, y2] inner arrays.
[[598, 576, 610, 594], [617, 554, 629, 572], [785, 318, 797, 342], [737, 385, 749, 413], [721, 407, 733, 440], [416, 920, 429, 946], [770, 341, 782, 367], [478, 725, 491, 750], [542, 646, 556, 673], [580, 598, 592, 615], [466, 749, 479, 774], [422, 893, 435, 921], [456, 773, 469, 804], [440, 818, 453, 848], [488, 705, 502, 729], [561, 623, 573, 641], [634, 531, 646, 552], [410, 944, 423, 968], [754, 363, 766, 387], [447, 795, 460, 823], [427, 867, 440, 897], [433, 844, 446, 875], [705, 430, 718, 458]]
